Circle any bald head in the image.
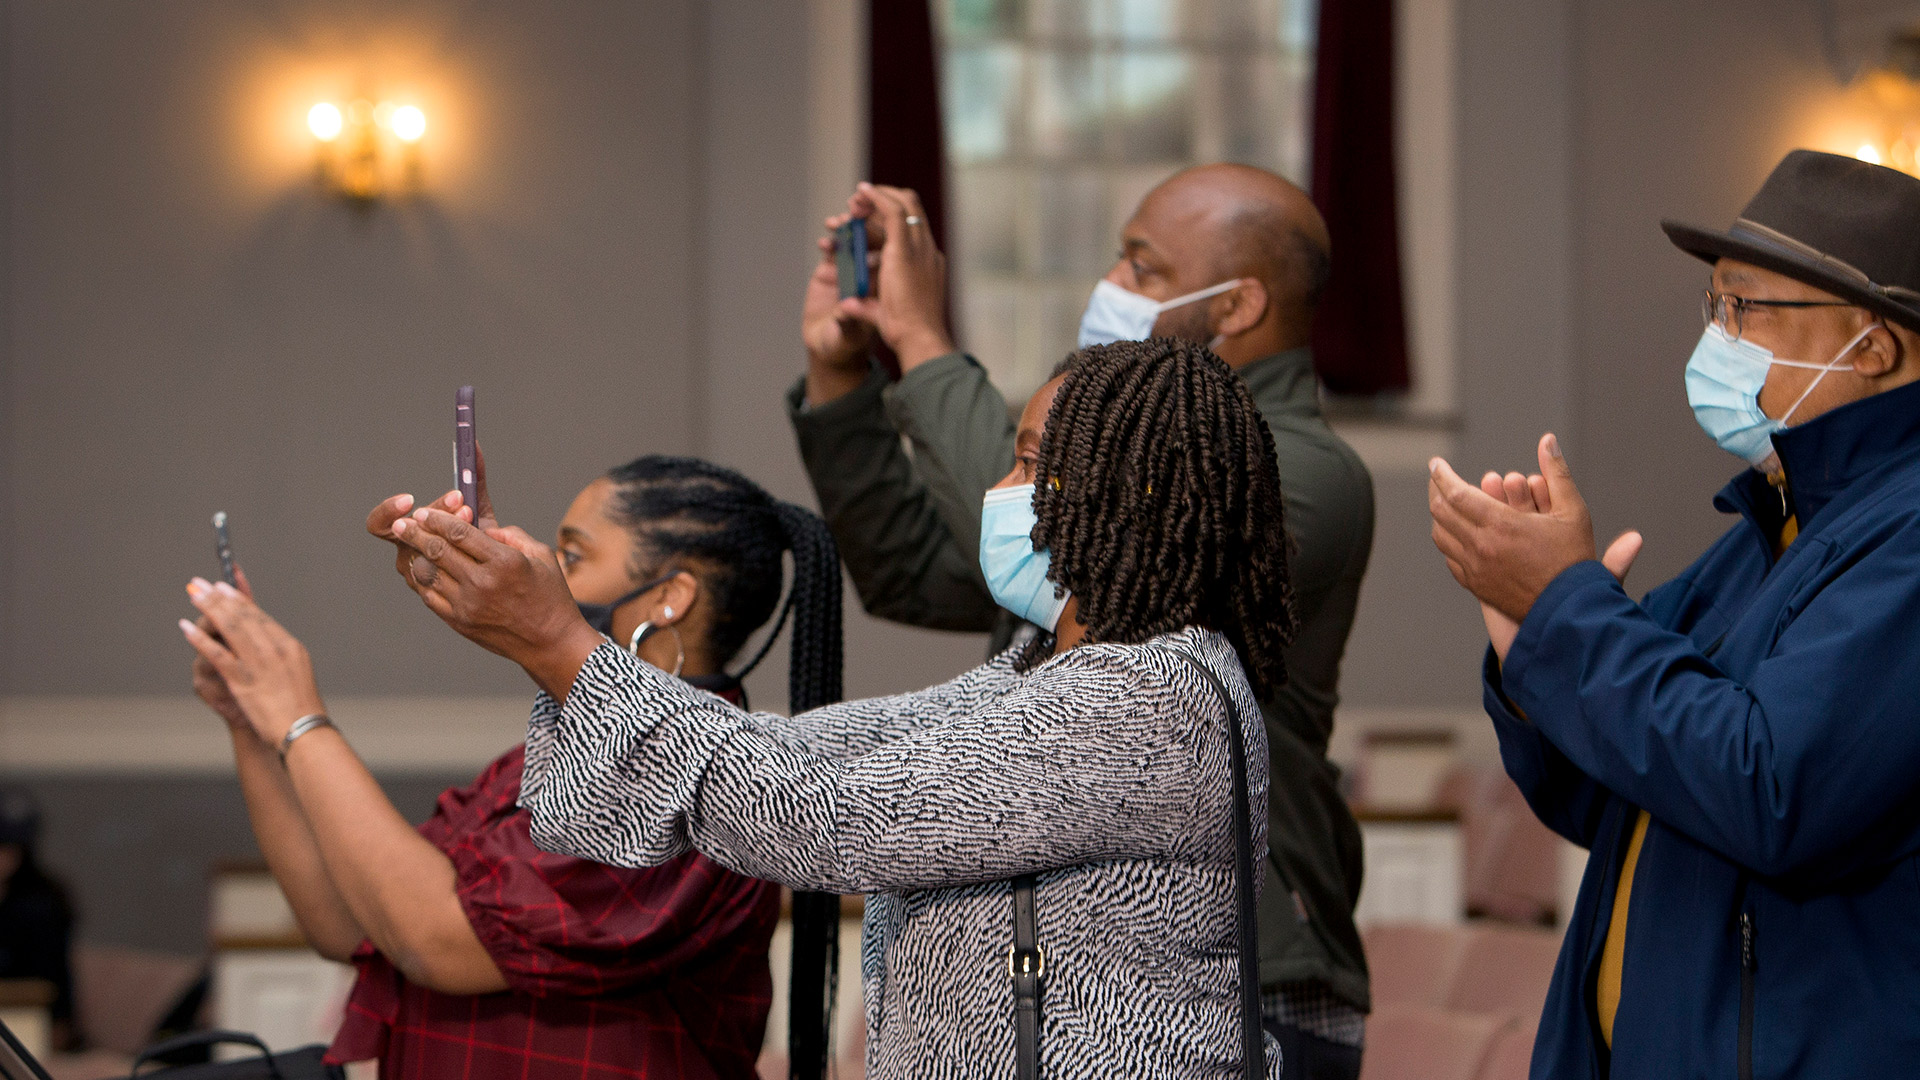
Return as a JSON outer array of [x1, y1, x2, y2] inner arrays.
[[1111, 163, 1331, 362]]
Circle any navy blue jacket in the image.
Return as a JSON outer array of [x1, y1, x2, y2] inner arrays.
[[1487, 378, 1920, 1080]]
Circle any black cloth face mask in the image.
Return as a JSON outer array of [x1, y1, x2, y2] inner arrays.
[[576, 572, 676, 638]]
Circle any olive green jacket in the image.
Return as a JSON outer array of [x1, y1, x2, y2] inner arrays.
[[786, 349, 1375, 1010]]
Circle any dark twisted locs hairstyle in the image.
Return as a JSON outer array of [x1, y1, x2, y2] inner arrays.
[[600, 456, 843, 1080], [1016, 338, 1298, 695]]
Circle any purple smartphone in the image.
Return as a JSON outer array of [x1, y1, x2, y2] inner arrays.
[[455, 386, 478, 521]]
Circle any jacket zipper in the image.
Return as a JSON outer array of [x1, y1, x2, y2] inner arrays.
[[1738, 909, 1756, 1080]]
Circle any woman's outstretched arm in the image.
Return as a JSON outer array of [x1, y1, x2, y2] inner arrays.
[[520, 640, 1248, 895], [183, 581, 508, 995], [194, 631, 366, 962]]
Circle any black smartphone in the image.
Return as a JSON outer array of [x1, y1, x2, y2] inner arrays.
[[455, 385, 478, 521], [212, 511, 237, 587], [835, 218, 870, 300]]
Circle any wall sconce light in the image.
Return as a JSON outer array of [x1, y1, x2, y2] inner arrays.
[[308, 98, 425, 203]]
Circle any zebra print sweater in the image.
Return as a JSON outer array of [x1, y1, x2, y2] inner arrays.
[[519, 625, 1284, 1080]]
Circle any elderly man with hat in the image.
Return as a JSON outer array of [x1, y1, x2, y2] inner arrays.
[[1428, 148, 1920, 1078]]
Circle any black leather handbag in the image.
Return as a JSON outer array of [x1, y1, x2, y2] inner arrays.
[[128, 1031, 343, 1080]]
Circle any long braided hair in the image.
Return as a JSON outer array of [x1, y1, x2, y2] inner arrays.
[[601, 456, 843, 1080], [1014, 339, 1297, 695], [603, 456, 842, 708]]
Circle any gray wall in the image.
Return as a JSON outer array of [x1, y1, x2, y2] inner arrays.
[[6, 0, 701, 696], [1341, 0, 1871, 726], [0, 0, 985, 708], [1569, 0, 1863, 583]]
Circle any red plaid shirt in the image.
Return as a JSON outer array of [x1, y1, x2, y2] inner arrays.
[[326, 743, 780, 1079]]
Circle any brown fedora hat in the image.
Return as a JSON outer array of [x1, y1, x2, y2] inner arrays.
[[1663, 149, 1920, 333]]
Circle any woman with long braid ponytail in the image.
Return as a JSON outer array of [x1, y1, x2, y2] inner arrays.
[[183, 454, 848, 1080], [372, 339, 1291, 1079]]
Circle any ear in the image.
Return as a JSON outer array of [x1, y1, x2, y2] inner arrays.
[[652, 570, 701, 626], [1854, 321, 1902, 378], [1210, 278, 1269, 340]]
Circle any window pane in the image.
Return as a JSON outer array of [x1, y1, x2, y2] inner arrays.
[[947, 44, 1025, 163], [1028, 0, 1110, 42], [1217, 53, 1282, 171], [1112, 0, 1187, 44], [961, 279, 1023, 388], [943, 0, 1026, 38], [955, 165, 1022, 274], [1030, 50, 1106, 159], [1015, 283, 1090, 394], [1110, 50, 1193, 162], [1280, 0, 1318, 53], [1023, 168, 1111, 275], [942, 0, 1317, 400]]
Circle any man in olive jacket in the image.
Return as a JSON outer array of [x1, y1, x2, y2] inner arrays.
[[787, 167, 1376, 1079]]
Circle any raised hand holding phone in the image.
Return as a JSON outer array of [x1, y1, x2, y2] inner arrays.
[[834, 218, 870, 300], [213, 511, 237, 586], [455, 385, 478, 523]]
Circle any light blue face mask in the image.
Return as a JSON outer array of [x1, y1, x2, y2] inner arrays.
[[1077, 278, 1242, 349], [1685, 321, 1874, 466], [979, 483, 1070, 631]]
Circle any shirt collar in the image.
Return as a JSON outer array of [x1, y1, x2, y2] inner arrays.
[[1235, 347, 1319, 416]]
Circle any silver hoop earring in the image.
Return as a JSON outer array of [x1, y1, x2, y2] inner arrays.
[[625, 620, 685, 678]]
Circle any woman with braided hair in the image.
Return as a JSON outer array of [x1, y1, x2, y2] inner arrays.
[[360, 338, 1291, 1080], [180, 454, 843, 1080]]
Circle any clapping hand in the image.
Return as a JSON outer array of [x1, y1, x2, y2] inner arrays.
[[1429, 434, 1643, 663]]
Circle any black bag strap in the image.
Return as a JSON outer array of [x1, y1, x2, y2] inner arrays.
[[1010, 873, 1043, 1080], [1170, 648, 1267, 1080], [1005, 649, 1266, 1080], [130, 1031, 282, 1079]]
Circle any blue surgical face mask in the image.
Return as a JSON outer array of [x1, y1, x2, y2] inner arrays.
[[1077, 278, 1242, 348], [1685, 321, 1874, 466], [979, 484, 1070, 631]]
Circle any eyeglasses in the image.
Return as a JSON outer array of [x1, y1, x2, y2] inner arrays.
[[1703, 288, 1853, 340]]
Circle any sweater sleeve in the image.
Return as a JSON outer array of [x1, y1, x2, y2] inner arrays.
[[786, 362, 1004, 631], [881, 352, 1019, 578], [1481, 646, 1609, 849], [520, 641, 1244, 894]]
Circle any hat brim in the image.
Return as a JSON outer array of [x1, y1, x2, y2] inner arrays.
[[1662, 219, 1920, 334]]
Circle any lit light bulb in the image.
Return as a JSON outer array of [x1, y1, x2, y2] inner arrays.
[[391, 106, 427, 143], [308, 102, 343, 142], [1857, 143, 1884, 165]]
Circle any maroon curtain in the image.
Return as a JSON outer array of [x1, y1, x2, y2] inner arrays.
[[1310, 0, 1412, 395], [865, 0, 949, 378]]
